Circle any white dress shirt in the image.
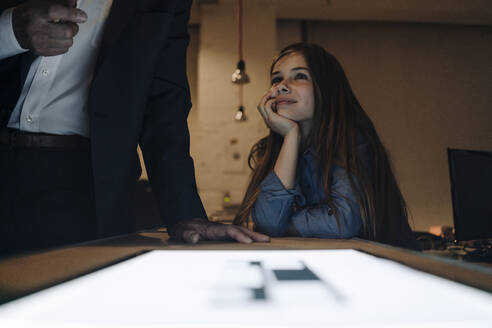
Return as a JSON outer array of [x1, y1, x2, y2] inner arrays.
[[0, 0, 113, 137]]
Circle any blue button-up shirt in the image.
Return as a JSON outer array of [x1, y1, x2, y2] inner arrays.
[[252, 144, 370, 238]]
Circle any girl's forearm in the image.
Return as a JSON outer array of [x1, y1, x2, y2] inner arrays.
[[274, 127, 301, 189]]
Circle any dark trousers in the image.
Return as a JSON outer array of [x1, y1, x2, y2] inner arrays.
[[0, 144, 97, 256]]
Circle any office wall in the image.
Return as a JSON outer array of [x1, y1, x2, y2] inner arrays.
[[140, 1, 492, 232], [188, 0, 276, 217]]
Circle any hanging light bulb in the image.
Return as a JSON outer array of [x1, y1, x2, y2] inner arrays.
[[232, 59, 249, 84], [234, 105, 247, 121], [232, 0, 249, 85], [232, 0, 248, 122]]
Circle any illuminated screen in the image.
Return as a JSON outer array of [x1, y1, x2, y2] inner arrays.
[[0, 250, 491, 327]]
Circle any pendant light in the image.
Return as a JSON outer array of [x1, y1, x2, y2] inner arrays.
[[233, 0, 248, 121], [232, 0, 249, 84]]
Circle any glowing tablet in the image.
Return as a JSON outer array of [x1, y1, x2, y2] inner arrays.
[[0, 250, 491, 327]]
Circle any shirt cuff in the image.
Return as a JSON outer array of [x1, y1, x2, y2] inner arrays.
[[260, 171, 303, 196], [291, 215, 312, 237], [0, 7, 28, 60], [291, 207, 339, 238]]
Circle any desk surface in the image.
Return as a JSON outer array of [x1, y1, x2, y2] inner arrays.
[[0, 230, 491, 305]]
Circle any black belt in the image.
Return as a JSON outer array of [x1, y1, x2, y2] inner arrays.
[[0, 129, 90, 149]]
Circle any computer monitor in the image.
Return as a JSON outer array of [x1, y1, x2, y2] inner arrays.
[[448, 148, 492, 241]]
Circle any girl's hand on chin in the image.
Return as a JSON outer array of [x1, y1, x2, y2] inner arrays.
[[257, 91, 299, 137]]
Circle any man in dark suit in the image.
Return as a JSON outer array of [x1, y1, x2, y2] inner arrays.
[[0, 0, 268, 255]]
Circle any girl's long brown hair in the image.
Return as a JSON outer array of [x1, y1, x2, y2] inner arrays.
[[233, 43, 417, 249]]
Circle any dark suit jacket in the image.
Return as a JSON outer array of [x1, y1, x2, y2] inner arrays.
[[0, 0, 207, 238]]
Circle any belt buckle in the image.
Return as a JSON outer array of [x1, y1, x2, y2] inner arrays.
[[9, 129, 20, 148]]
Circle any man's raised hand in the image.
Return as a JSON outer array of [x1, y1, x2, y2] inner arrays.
[[12, 0, 87, 57]]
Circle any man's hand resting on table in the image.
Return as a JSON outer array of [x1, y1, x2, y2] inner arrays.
[[12, 0, 87, 56], [168, 218, 270, 244]]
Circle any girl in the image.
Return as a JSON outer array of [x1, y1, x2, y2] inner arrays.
[[233, 43, 417, 249]]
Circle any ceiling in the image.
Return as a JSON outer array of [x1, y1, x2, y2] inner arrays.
[[191, 0, 492, 26]]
